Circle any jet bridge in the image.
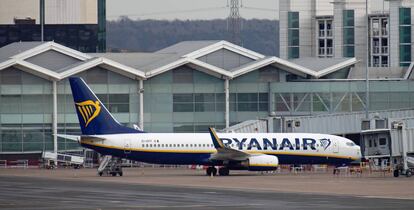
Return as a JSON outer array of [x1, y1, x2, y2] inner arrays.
[[358, 117, 414, 177]]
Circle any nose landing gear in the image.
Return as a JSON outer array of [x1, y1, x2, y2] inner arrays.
[[206, 166, 230, 176]]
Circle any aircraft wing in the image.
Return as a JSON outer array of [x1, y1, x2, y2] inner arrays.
[[208, 128, 250, 161]]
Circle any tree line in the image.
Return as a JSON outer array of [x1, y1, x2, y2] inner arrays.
[[107, 18, 279, 56]]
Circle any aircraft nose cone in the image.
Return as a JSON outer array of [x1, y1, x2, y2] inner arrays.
[[355, 146, 362, 160]]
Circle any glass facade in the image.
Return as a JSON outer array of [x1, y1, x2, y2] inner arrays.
[[343, 10, 355, 58], [3, 63, 414, 153], [0, 24, 101, 53], [0, 68, 53, 153], [288, 11, 300, 59], [144, 66, 225, 133], [399, 7, 411, 67], [97, 0, 106, 52]]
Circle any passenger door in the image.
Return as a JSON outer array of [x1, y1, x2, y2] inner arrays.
[[332, 141, 339, 153], [124, 139, 131, 155]]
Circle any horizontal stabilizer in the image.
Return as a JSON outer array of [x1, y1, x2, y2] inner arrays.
[[56, 134, 80, 142], [56, 134, 105, 142]]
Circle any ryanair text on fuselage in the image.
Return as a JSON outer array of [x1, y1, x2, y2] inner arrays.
[[220, 137, 331, 151]]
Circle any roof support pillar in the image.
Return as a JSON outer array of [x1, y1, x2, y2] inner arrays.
[[52, 80, 58, 159], [139, 79, 144, 130], [225, 78, 230, 128]]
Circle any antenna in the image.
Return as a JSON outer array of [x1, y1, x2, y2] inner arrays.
[[227, 0, 242, 45]]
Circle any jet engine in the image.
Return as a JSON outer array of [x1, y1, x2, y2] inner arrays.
[[244, 155, 279, 171]]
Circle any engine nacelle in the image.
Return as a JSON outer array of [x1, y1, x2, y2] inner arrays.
[[245, 155, 279, 171]]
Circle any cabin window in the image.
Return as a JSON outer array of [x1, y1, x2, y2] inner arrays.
[[346, 142, 355, 147]]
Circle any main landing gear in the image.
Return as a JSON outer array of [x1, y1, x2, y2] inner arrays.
[[218, 167, 230, 176], [206, 166, 217, 176], [206, 166, 230, 176]]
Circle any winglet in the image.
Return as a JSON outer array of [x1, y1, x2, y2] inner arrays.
[[208, 127, 225, 149]]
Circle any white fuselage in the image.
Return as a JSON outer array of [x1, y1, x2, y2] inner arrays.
[[80, 132, 361, 165]]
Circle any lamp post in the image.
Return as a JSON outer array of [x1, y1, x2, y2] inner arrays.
[[365, 0, 370, 119]]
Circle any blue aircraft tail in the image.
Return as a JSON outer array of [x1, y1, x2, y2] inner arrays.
[[69, 77, 143, 135]]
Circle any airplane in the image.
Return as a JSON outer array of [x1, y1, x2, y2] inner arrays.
[[59, 77, 361, 176]]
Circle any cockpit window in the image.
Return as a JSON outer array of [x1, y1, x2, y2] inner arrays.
[[346, 142, 355, 147]]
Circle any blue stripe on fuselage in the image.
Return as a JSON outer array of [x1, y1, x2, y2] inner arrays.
[[82, 143, 212, 165], [82, 143, 354, 166]]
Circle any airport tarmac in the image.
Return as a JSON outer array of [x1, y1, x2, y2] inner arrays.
[[1, 168, 414, 209]]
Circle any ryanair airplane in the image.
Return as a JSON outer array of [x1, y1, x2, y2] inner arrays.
[[60, 77, 361, 176]]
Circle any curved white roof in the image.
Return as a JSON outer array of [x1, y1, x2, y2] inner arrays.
[[0, 40, 358, 81]]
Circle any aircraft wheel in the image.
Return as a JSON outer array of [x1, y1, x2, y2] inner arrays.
[[406, 169, 412, 178], [212, 167, 217, 176], [98, 172, 103, 177], [206, 167, 212, 176], [393, 169, 399, 177], [219, 167, 230, 176], [206, 167, 217, 176], [119, 172, 123, 176]]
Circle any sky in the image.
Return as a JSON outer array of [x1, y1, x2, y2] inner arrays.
[[106, 0, 279, 20]]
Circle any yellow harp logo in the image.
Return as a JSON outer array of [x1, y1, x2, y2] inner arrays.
[[76, 100, 101, 127]]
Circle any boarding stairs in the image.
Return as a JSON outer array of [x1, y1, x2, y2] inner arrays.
[[97, 155, 123, 176]]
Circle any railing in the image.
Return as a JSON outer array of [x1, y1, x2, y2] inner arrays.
[[373, 47, 380, 54], [0, 160, 7, 168], [319, 30, 325, 37], [318, 47, 325, 55], [372, 30, 380, 36], [326, 29, 332, 37], [326, 47, 333, 55], [381, 28, 388, 36], [9, 160, 28, 169], [381, 46, 388, 54]]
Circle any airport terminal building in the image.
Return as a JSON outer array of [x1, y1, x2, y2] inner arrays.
[[1, 0, 414, 161], [1, 40, 414, 159]]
